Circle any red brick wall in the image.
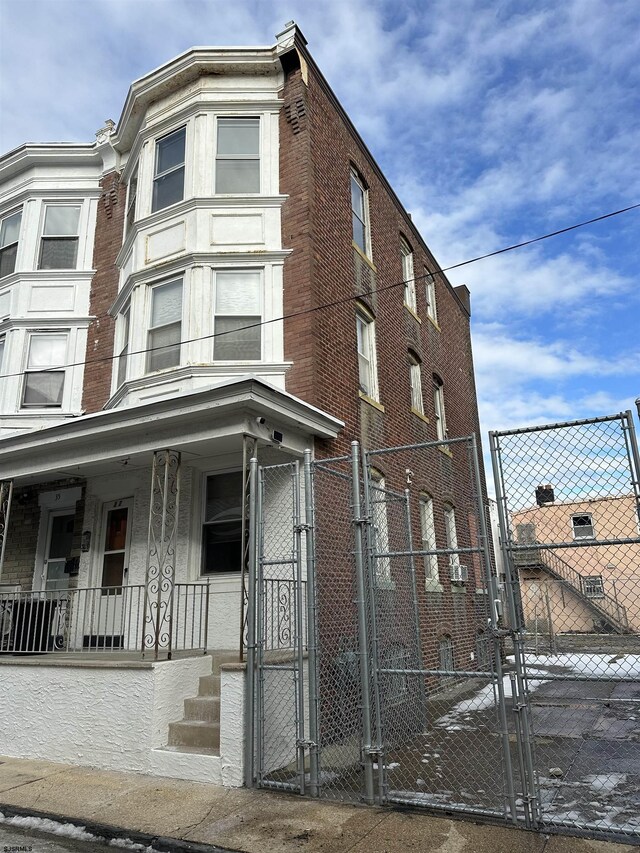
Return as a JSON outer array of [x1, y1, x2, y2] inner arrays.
[[279, 49, 491, 673], [81, 170, 126, 413]]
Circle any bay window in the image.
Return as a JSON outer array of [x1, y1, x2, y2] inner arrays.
[[152, 127, 186, 212], [22, 332, 67, 408], [38, 205, 80, 270], [215, 117, 260, 194], [116, 304, 130, 387], [0, 210, 21, 278], [146, 278, 183, 373], [213, 270, 261, 360]]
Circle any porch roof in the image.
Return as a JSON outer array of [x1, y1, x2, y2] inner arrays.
[[0, 377, 343, 484]]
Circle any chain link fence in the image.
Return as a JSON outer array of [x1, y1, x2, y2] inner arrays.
[[248, 414, 640, 843], [491, 411, 640, 841]]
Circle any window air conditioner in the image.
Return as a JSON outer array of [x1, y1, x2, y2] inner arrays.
[[449, 563, 468, 583]]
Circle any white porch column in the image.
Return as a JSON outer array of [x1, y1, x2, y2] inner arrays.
[[0, 480, 13, 578], [143, 450, 181, 659]]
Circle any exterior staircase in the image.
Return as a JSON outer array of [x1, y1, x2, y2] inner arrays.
[[515, 546, 630, 634], [166, 650, 238, 755]]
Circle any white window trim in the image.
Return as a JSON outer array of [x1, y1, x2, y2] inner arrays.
[[370, 470, 392, 587], [145, 277, 184, 374], [125, 166, 138, 235], [116, 303, 130, 388], [356, 307, 379, 402], [212, 268, 263, 362], [409, 354, 424, 415], [571, 513, 595, 540], [215, 116, 261, 195], [425, 270, 438, 324], [0, 208, 22, 279], [401, 238, 416, 313], [351, 168, 371, 259], [420, 494, 441, 590], [433, 376, 447, 441], [21, 330, 69, 410], [38, 204, 81, 271], [152, 126, 187, 214]]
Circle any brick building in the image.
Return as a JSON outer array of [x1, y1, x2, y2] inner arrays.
[[0, 24, 488, 784]]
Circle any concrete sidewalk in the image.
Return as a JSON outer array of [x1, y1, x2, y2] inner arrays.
[[0, 756, 635, 853]]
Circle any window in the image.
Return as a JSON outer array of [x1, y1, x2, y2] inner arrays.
[[572, 513, 594, 539], [202, 470, 243, 574], [350, 168, 370, 256], [356, 308, 379, 401], [425, 270, 437, 323], [22, 333, 67, 408], [582, 575, 604, 599], [215, 117, 260, 194], [116, 304, 130, 387], [444, 503, 462, 577], [401, 238, 416, 312], [370, 470, 391, 585], [38, 205, 80, 270], [409, 353, 424, 415], [0, 336, 5, 371], [0, 210, 21, 278], [214, 270, 261, 360], [147, 278, 182, 373], [420, 494, 439, 584], [152, 127, 186, 212], [433, 374, 447, 440], [126, 166, 138, 234], [438, 635, 454, 675]]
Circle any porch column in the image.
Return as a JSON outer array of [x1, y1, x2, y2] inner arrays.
[[143, 450, 181, 659], [0, 480, 13, 578]]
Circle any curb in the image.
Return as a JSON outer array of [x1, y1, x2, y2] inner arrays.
[[0, 802, 244, 853]]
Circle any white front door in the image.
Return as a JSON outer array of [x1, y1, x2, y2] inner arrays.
[[93, 498, 133, 647], [43, 511, 75, 591]]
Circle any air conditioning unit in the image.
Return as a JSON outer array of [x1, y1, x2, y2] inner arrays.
[[449, 563, 468, 583]]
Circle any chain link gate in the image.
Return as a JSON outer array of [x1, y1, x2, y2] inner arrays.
[[248, 437, 527, 827], [491, 411, 640, 842]]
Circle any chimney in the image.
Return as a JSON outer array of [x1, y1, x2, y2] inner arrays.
[[535, 484, 555, 506]]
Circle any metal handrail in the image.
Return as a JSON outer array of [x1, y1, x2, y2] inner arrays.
[[515, 544, 628, 631]]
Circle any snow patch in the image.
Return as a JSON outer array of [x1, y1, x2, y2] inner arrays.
[[0, 812, 155, 851]]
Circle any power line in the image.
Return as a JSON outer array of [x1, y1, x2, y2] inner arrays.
[[1, 200, 639, 382]]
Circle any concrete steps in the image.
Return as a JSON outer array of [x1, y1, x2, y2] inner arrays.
[[166, 650, 237, 756]]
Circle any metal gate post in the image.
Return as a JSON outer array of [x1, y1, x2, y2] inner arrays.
[[470, 434, 518, 824], [489, 431, 540, 827], [360, 445, 385, 805], [622, 410, 640, 526], [403, 487, 426, 723], [255, 466, 266, 785], [293, 462, 307, 794], [244, 456, 258, 788], [351, 441, 376, 805], [303, 449, 320, 796]]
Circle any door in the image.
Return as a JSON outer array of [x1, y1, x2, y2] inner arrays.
[[44, 511, 75, 591], [93, 499, 132, 648]]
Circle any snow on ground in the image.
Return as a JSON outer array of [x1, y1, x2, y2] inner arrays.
[[0, 813, 155, 851], [522, 652, 640, 679]]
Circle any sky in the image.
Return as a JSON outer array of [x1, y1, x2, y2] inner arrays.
[[1, 0, 639, 445]]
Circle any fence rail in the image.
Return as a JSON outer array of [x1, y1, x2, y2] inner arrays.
[[0, 583, 210, 656]]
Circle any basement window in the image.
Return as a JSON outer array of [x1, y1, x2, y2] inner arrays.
[[582, 575, 604, 599]]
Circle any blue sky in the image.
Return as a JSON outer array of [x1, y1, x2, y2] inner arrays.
[[1, 0, 639, 438]]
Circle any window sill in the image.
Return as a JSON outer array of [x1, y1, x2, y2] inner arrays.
[[411, 408, 430, 424], [426, 314, 441, 332], [359, 392, 385, 412], [375, 579, 396, 591], [352, 241, 377, 272], [425, 579, 444, 594], [450, 582, 467, 594], [403, 304, 421, 323], [438, 444, 453, 458]]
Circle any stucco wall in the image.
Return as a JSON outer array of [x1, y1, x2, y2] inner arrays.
[[0, 656, 211, 773]]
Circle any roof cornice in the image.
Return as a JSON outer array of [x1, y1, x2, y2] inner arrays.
[[0, 144, 101, 183]]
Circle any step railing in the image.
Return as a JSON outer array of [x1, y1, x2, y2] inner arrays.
[[515, 544, 628, 632], [0, 583, 211, 655]]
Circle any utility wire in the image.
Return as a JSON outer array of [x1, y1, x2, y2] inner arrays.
[[1, 201, 639, 381]]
